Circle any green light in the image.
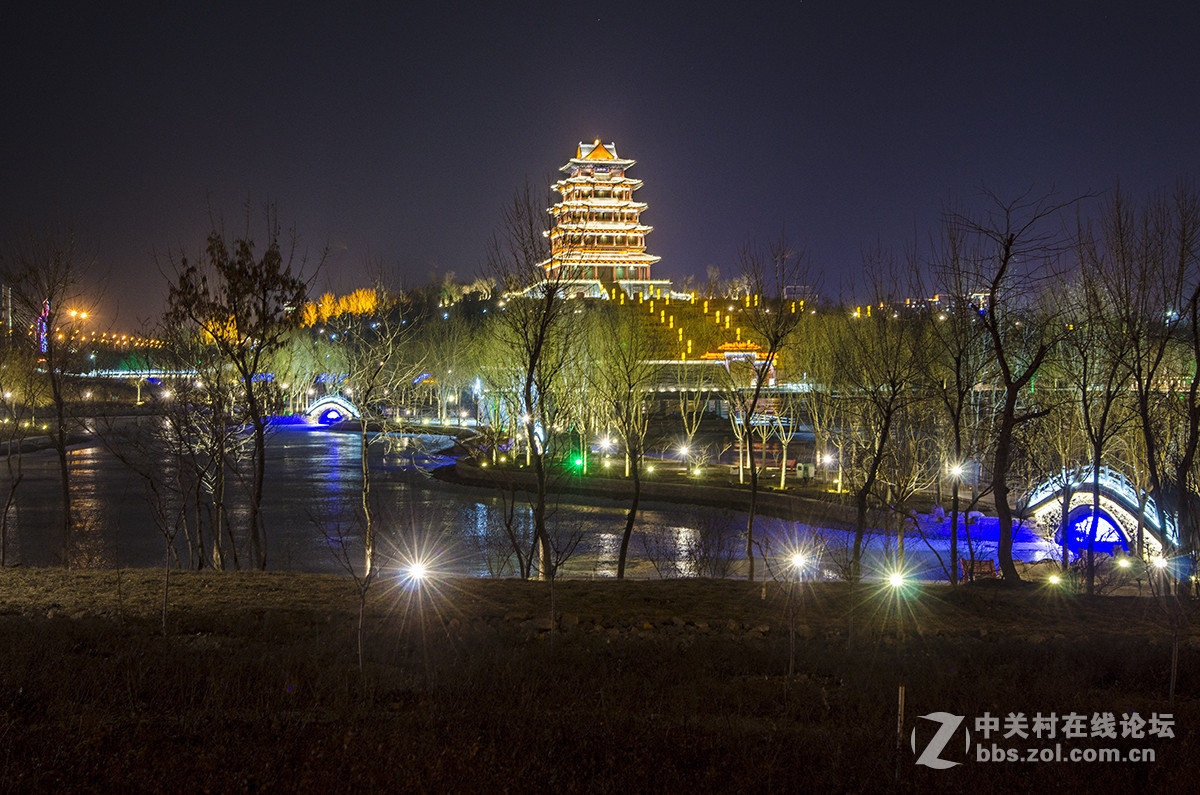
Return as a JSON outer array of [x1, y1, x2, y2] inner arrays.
[[574, 458, 583, 467]]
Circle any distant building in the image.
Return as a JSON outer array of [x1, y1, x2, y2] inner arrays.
[[542, 140, 675, 299]]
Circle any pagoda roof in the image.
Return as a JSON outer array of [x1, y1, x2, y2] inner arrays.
[[551, 221, 654, 233], [700, 341, 768, 362], [548, 250, 661, 265], [554, 175, 644, 188], [579, 140, 617, 160], [561, 140, 636, 171], [554, 198, 647, 210], [552, 200, 649, 213]]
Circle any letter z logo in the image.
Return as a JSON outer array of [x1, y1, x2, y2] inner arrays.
[[911, 712, 970, 769]]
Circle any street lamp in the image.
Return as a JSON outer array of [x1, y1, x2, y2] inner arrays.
[[822, 453, 842, 493], [401, 559, 429, 589]]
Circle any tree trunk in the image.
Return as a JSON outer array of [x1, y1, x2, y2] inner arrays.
[[1060, 481, 1072, 573], [779, 440, 789, 489], [1087, 467, 1101, 595], [361, 421, 374, 578], [950, 478, 960, 586], [250, 416, 268, 570], [991, 392, 1021, 582], [617, 459, 641, 579]]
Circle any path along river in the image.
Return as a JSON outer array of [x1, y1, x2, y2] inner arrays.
[[0, 424, 1057, 579]]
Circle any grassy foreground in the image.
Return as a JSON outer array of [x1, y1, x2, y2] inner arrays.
[[0, 570, 1197, 792]]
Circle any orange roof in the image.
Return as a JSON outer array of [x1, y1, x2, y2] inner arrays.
[[578, 140, 617, 160]]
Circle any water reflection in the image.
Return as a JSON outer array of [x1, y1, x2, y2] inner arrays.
[[68, 446, 118, 570], [0, 426, 1045, 579]]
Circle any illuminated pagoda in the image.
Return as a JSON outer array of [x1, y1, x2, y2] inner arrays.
[[543, 140, 672, 299]]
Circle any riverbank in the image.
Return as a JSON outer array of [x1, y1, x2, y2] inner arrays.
[[0, 569, 1195, 791], [0, 431, 94, 457], [437, 457, 864, 530]]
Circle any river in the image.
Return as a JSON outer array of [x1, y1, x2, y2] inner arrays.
[[0, 424, 1057, 579]]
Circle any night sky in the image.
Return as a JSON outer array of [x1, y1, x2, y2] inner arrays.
[[5, 1, 1199, 327]]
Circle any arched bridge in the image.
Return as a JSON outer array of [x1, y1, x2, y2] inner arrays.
[[1026, 466, 1179, 557], [304, 394, 361, 424]]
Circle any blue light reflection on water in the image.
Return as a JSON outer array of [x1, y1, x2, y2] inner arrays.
[[2, 425, 1058, 579]]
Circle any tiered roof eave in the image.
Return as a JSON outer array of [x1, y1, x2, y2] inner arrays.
[[554, 174, 644, 188], [551, 221, 655, 233]]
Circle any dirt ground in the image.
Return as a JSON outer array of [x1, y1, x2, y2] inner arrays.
[[0, 569, 1197, 792]]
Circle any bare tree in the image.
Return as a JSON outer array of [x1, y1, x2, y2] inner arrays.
[[877, 393, 940, 572], [0, 343, 41, 566], [1, 224, 99, 564], [789, 311, 845, 490], [833, 254, 928, 582], [949, 191, 1077, 582], [165, 206, 316, 569], [1106, 184, 1200, 561], [419, 309, 478, 425], [485, 181, 579, 579], [335, 284, 417, 581], [676, 360, 715, 468], [726, 236, 811, 581], [773, 388, 804, 489], [1061, 237, 1134, 594], [1029, 382, 1086, 574], [157, 314, 244, 569], [922, 222, 998, 585], [587, 304, 661, 578]]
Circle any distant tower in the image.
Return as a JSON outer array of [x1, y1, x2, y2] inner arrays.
[[545, 140, 668, 298]]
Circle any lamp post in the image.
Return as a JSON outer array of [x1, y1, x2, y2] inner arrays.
[[822, 452, 839, 493], [950, 463, 964, 586]]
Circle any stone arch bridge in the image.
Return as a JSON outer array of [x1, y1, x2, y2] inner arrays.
[[1025, 466, 1180, 558]]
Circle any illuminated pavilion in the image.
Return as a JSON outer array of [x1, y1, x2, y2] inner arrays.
[[543, 140, 673, 299]]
